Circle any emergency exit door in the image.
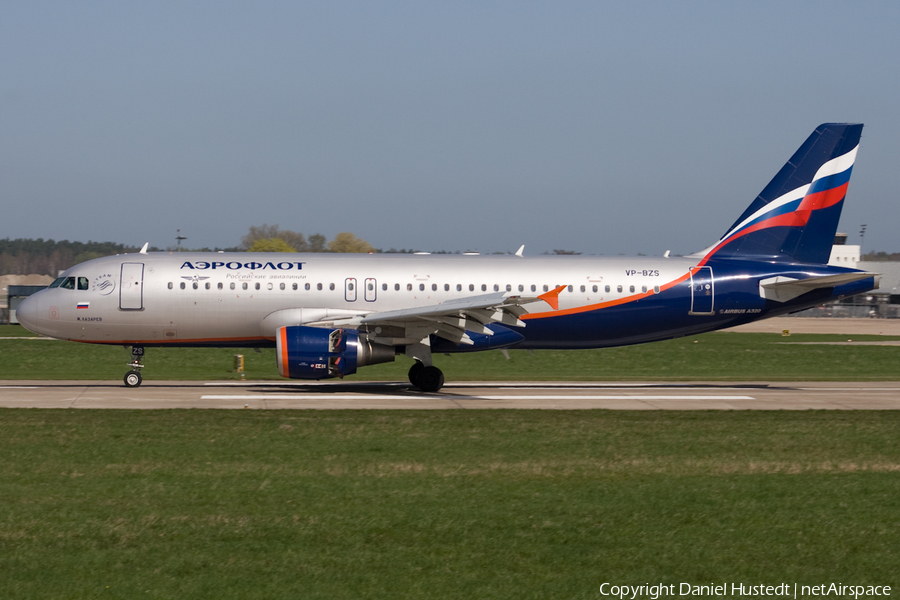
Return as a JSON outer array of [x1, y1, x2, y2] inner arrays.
[[120, 263, 144, 310]]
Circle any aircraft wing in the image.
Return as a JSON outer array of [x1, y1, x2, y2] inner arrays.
[[759, 272, 878, 303], [303, 286, 565, 346]]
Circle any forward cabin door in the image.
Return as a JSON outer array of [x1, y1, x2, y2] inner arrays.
[[119, 263, 144, 310], [689, 266, 714, 315]]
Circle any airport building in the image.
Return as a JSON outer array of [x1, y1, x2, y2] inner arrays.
[[0, 275, 54, 325], [796, 234, 900, 318]]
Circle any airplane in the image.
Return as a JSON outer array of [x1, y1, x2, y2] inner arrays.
[[17, 123, 878, 392]]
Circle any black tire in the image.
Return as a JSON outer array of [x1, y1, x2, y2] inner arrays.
[[408, 362, 425, 387], [124, 370, 142, 388], [416, 366, 444, 393]]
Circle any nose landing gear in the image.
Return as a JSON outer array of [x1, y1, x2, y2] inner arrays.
[[124, 346, 144, 387]]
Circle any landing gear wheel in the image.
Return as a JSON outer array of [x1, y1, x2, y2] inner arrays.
[[408, 362, 425, 387], [416, 366, 444, 393], [124, 370, 143, 388]]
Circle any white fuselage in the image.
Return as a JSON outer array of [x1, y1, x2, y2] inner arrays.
[[20, 251, 696, 346]]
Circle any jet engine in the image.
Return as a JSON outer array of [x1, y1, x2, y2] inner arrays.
[[276, 325, 396, 380]]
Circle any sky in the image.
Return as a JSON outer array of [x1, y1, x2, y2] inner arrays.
[[2, 1, 899, 256]]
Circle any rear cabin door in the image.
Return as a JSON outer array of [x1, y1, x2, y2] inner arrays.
[[689, 266, 714, 315], [119, 263, 144, 310]]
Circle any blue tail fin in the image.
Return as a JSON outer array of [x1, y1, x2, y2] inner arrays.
[[703, 123, 863, 264]]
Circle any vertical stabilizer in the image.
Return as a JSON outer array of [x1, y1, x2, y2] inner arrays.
[[703, 123, 863, 264]]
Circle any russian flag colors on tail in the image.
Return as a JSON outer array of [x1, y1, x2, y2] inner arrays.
[[702, 123, 863, 265]]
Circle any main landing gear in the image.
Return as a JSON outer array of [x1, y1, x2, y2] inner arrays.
[[124, 345, 144, 387], [408, 362, 444, 393]]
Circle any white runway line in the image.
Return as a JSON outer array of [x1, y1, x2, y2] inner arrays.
[[200, 394, 756, 401]]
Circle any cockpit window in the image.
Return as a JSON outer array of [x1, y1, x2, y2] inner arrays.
[[77, 277, 89, 290], [59, 277, 76, 290], [49, 277, 65, 288]]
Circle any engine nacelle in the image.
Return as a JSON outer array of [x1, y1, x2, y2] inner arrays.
[[276, 325, 395, 380]]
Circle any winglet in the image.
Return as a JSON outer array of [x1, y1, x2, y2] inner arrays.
[[139, 243, 149, 254], [538, 285, 567, 310], [515, 245, 525, 257]]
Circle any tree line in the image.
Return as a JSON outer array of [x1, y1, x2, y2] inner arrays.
[[0, 227, 379, 276], [0, 239, 143, 277]]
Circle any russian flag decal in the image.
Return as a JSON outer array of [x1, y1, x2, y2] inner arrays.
[[77, 302, 90, 309]]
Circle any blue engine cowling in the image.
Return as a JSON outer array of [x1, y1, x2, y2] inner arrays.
[[276, 325, 395, 380]]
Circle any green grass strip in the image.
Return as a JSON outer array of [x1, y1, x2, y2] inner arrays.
[[0, 409, 897, 598], [2, 325, 900, 381]]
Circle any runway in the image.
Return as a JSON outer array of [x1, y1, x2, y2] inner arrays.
[[0, 380, 898, 410]]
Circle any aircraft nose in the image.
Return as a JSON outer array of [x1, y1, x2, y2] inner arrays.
[[15, 294, 42, 333]]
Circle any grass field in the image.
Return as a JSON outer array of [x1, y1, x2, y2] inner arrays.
[[2, 324, 900, 382], [1, 409, 898, 599]]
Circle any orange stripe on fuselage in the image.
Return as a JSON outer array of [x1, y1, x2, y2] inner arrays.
[[70, 335, 270, 345], [521, 270, 694, 321]]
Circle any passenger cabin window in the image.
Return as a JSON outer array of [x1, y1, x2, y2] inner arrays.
[[180, 282, 186, 290], [617, 285, 622, 293], [481, 284, 487, 292], [231, 283, 236, 290], [168, 282, 173, 290], [218, 282, 223, 290], [605, 285, 611, 293]]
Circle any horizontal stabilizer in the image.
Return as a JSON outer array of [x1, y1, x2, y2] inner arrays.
[[759, 272, 878, 303]]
